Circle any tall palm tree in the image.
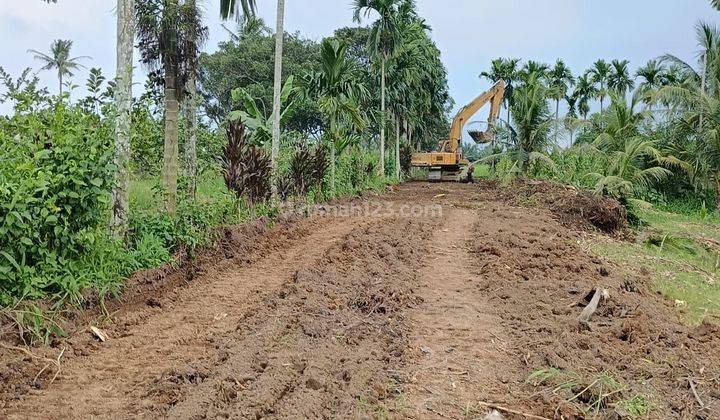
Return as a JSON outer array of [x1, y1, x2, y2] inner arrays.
[[353, 0, 404, 177], [304, 39, 368, 192], [636, 59, 666, 111], [518, 60, 550, 83], [608, 59, 635, 95], [28, 39, 89, 96], [184, 0, 207, 199], [548, 59, 574, 143], [110, 0, 135, 238], [573, 73, 598, 121], [269, 0, 285, 202], [481, 57, 520, 124], [136, 0, 206, 215], [588, 59, 611, 115]]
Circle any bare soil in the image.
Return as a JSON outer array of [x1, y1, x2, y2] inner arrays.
[[1, 181, 718, 419]]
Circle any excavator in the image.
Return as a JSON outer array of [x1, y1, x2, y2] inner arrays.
[[411, 80, 506, 181]]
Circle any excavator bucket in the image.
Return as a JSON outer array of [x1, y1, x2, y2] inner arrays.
[[468, 130, 494, 144]]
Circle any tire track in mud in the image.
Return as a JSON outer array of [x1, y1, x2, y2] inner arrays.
[[3, 216, 362, 419]]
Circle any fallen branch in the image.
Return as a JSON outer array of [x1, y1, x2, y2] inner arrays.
[[687, 377, 705, 409], [475, 401, 551, 420], [578, 288, 608, 323]]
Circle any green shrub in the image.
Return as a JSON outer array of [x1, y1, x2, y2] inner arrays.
[[0, 105, 116, 303]]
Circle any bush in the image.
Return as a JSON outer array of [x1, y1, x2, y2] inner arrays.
[[0, 106, 116, 303]]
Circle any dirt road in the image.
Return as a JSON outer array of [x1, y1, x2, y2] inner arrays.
[[1, 182, 719, 419]]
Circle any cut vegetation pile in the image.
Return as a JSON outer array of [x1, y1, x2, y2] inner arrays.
[[478, 179, 628, 234]]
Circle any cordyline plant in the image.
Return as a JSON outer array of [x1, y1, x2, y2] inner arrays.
[[222, 120, 271, 209], [290, 142, 328, 194]]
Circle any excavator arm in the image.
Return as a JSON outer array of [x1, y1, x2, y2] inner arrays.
[[444, 80, 505, 152]]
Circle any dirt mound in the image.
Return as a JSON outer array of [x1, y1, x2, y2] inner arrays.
[[478, 179, 628, 234], [467, 201, 720, 418]]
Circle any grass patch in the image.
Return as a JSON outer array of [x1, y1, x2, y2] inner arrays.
[[587, 206, 720, 325]]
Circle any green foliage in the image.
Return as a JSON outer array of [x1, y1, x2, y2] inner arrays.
[[199, 26, 322, 131], [0, 105, 116, 303]]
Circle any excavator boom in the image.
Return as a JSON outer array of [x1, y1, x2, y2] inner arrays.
[[411, 80, 506, 181]]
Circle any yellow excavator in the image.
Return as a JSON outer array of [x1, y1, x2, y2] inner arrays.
[[411, 80, 506, 181]]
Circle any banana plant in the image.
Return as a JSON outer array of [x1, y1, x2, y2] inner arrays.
[[229, 75, 298, 146]]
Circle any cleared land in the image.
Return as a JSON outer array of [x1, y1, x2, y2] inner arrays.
[[1, 182, 718, 419]]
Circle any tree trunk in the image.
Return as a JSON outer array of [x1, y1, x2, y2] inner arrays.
[[701, 52, 707, 129], [270, 0, 285, 202], [395, 115, 400, 179], [162, 65, 179, 215], [555, 99, 560, 145], [110, 0, 134, 238], [59, 72, 63, 97], [715, 176, 720, 213], [379, 57, 386, 177], [184, 0, 198, 199], [185, 72, 198, 199], [330, 119, 336, 194]]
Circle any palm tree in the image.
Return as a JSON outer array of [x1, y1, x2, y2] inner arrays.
[[573, 73, 598, 121], [548, 59, 574, 143], [504, 73, 554, 174], [220, 0, 257, 19], [655, 51, 720, 208], [136, 0, 206, 215], [608, 59, 635, 95], [481, 57, 520, 124], [269, 0, 285, 202], [353, 0, 404, 177], [518, 60, 549, 83], [588, 59, 611, 116], [110, 0, 135, 238], [564, 93, 581, 146], [304, 39, 368, 192], [636, 59, 666, 112], [184, 0, 207, 199], [589, 137, 671, 199], [28, 39, 89, 96]]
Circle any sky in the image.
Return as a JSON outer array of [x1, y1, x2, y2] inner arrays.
[[0, 0, 716, 122]]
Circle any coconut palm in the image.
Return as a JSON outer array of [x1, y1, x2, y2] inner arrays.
[[548, 59, 574, 143], [483, 74, 553, 174], [27, 39, 90, 96], [608, 59, 635, 96], [518, 60, 549, 83], [589, 137, 672, 199], [303, 39, 368, 192], [655, 52, 720, 208], [588, 59, 611, 115], [269, 0, 285, 201], [110, 0, 135, 238], [353, 0, 404, 177], [636, 60, 666, 111]]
